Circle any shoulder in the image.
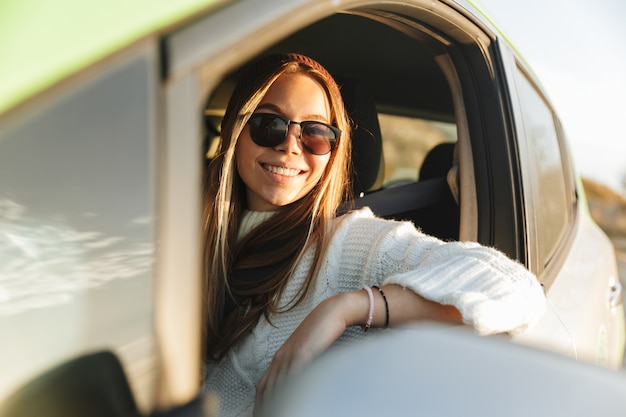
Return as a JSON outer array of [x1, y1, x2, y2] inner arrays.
[[332, 207, 423, 244], [336, 206, 395, 224], [335, 206, 390, 231]]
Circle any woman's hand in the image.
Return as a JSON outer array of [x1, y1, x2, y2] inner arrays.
[[254, 292, 366, 411], [253, 285, 462, 413]]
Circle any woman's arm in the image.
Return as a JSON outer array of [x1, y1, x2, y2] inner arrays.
[[356, 284, 463, 327], [329, 210, 545, 336], [255, 285, 461, 408], [256, 211, 546, 409]]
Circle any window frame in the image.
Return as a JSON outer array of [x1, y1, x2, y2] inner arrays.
[[497, 42, 578, 283], [163, 0, 534, 261]]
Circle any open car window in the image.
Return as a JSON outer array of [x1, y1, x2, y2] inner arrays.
[[201, 11, 479, 245]]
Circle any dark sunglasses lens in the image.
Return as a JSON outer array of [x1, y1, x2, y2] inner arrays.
[[300, 123, 336, 155], [248, 115, 288, 147], [248, 114, 339, 155]]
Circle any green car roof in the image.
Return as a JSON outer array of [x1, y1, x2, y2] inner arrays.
[[0, 0, 223, 115], [0, 0, 533, 117]]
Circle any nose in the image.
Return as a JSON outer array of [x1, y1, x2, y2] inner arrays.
[[275, 123, 303, 154]]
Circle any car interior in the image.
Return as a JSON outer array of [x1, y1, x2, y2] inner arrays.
[[203, 11, 482, 242]]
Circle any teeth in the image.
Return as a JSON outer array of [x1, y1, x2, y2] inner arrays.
[[264, 164, 300, 177]]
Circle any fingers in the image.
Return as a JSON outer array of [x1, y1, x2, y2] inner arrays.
[[254, 296, 347, 414], [256, 349, 297, 401], [254, 351, 296, 415]]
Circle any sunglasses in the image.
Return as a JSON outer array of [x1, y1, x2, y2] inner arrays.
[[246, 113, 341, 155]]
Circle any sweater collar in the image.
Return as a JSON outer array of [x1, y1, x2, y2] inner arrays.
[[237, 210, 277, 241]]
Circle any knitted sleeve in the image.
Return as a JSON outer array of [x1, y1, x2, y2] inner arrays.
[[338, 208, 546, 336]]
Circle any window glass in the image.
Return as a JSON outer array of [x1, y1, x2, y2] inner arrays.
[[515, 68, 571, 266], [0, 52, 157, 403], [378, 113, 457, 187]]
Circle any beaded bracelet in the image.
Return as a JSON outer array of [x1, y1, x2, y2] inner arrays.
[[372, 285, 389, 328], [362, 286, 374, 332]]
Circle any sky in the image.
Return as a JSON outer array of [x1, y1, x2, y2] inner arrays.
[[477, 0, 626, 194]]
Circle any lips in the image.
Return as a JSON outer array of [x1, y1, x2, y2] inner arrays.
[[262, 163, 302, 177]]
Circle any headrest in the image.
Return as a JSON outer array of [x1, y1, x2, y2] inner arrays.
[[339, 78, 384, 197], [420, 142, 459, 204], [419, 142, 456, 180]]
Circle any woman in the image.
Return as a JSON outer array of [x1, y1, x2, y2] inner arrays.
[[202, 53, 545, 416]]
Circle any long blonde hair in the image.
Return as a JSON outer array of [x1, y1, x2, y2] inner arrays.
[[203, 54, 352, 361]]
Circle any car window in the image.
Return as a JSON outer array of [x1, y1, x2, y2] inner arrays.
[[378, 113, 457, 187], [514, 65, 572, 267]]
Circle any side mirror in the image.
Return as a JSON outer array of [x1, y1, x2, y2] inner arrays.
[[0, 351, 141, 417]]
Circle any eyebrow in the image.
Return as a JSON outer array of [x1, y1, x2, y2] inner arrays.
[[255, 103, 329, 122]]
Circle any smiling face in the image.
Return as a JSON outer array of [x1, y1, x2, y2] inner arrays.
[[236, 73, 333, 211]]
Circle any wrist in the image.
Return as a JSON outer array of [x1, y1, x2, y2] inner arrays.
[[325, 291, 370, 329]]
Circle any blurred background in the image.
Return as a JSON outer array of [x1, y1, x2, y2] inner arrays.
[[477, 0, 626, 292], [478, 0, 626, 194]]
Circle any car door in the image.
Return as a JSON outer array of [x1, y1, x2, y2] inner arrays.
[[0, 42, 161, 415], [497, 42, 625, 367], [1, 15, 204, 417]]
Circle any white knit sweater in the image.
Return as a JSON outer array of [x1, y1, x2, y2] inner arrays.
[[203, 208, 546, 416]]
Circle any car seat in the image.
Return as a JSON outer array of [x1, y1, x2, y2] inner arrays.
[[340, 78, 460, 241], [415, 142, 460, 240], [338, 77, 384, 198]]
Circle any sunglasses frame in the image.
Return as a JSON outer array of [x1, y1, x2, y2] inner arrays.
[[246, 113, 341, 155]]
